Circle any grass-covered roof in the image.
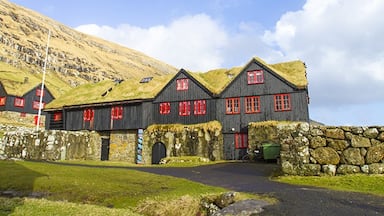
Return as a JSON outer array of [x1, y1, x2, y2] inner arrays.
[[45, 75, 174, 109], [254, 57, 307, 89], [187, 67, 243, 95], [45, 56, 307, 109]]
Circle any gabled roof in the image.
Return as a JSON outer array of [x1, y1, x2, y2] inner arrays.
[[45, 56, 307, 110], [45, 74, 174, 109], [255, 57, 307, 89], [187, 67, 243, 95]]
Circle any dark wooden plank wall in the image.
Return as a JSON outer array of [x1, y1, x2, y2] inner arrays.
[[0, 85, 54, 114], [153, 99, 216, 125], [218, 61, 309, 133], [62, 102, 152, 131], [153, 72, 216, 125]]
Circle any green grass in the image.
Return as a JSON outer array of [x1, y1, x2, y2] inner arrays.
[[274, 174, 384, 197], [1, 160, 262, 216]]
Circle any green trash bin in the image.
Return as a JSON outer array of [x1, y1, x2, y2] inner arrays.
[[262, 143, 280, 160]]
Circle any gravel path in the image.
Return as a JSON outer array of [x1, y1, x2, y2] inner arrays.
[[131, 162, 384, 216]]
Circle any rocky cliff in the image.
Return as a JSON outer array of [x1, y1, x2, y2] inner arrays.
[[0, 0, 178, 87]]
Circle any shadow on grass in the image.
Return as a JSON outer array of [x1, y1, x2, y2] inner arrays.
[[0, 160, 45, 215]]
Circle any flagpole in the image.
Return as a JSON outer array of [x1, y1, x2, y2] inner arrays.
[[36, 29, 51, 131]]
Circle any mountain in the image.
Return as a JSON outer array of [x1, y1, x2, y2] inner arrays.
[[0, 0, 178, 88]]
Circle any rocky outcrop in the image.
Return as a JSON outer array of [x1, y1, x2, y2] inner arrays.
[[0, 0, 177, 87]]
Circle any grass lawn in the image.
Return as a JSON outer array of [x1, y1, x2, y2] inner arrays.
[[0, 160, 258, 216], [274, 174, 384, 197]]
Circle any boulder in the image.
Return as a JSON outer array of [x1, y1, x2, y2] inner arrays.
[[342, 148, 365, 165], [366, 144, 384, 164], [310, 136, 326, 148], [311, 147, 340, 165], [377, 132, 384, 141], [368, 163, 384, 174], [336, 165, 361, 174], [325, 128, 345, 139], [322, 164, 337, 176], [351, 135, 371, 148], [299, 164, 321, 176], [212, 199, 270, 216], [214, 191, 237, 209], [327, 139, 349, 151], [363, 128, 379, 139]]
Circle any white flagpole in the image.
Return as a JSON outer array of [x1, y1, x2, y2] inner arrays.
[[36, 29, 51, 131]]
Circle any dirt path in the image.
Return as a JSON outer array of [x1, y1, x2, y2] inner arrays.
[[131, 162, 384, 216]]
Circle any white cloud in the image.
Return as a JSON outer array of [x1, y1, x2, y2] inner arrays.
[[76, 0, 384, 125], [263, 0, 384, 125], [76, 14, 229, 71]]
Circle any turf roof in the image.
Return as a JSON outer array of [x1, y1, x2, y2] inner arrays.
[[45, 74, 174, 109], [45, 56, 308, 109]]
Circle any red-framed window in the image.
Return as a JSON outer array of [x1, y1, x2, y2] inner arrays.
[[176, 78, 189, 91], [274, 94, 291, 111], [159, 102, 171, 115], [0, 97, 6, 106], [247, 70, 264, 84], [111, 106, 123, 120], [14, 97, 25, 108], [83, 108, 94, 121], [32, 101, 46, 110], [245, 96, 261, 113], [53, 112, 62, 121], [235, 133, 248, 149], [225, 98, 240, 114], [179, 101, 191, 116], [36, 89, 45, 97], [193, 100, 206, 115]]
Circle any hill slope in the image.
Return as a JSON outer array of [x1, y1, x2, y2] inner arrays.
[[0, 0, 178, 87]]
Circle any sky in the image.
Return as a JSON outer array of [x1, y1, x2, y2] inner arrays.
[[9, 0, 384, 126]]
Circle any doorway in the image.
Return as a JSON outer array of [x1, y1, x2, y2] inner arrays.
[[101, 138, 110, 161], [152, 142, 166, 164]]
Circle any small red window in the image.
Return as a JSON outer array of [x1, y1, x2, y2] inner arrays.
[[179, 101, 191, 116], [36, 89, 45, 97], [176, 78, 189, 91], [225, 98, 240, 114], [160, 102, 171, 115], [245, 96, 260, 113], [0, 97, 6, 106], [235, 133, 248, 149], [111, 106, 123, 120], [193, 100, 206, 115], [14, 98, 25, 108], [274, 94, 291, 111], [247, 70, 264, 84], [83, 109, 94, 121], [53, 112, 62, 121], [32, 101, 45, 110]]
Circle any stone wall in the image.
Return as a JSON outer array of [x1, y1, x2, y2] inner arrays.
[[1, 129, 101, 160], [249, 122, 384, 176], [142, 121, 223, 163], [108, 130, 137, 163]]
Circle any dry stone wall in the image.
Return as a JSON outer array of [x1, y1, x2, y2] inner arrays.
[[249, 122, 384, 176], [1, 128, 101, 161]]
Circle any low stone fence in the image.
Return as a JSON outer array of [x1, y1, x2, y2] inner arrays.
[[0, 129, 101, 161], [249, 122, 384, 175]]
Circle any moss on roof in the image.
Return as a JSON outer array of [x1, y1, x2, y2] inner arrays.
[[45, 74, 174, 109], [254, 57, 307, 89], [188, 67, 243, 95], [45, 56, 307, 109]]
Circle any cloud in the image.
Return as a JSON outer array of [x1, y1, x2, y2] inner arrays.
[[76, 0, 384, 125], [76, 14, 229, 71], [264, 0, 384, 106]]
